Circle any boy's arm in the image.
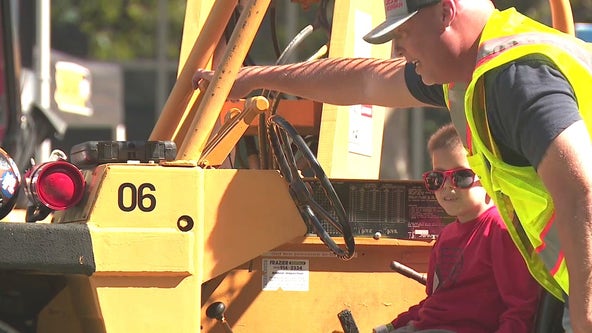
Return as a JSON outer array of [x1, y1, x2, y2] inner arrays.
[[389, 301, 424, 328], [389, 244, 438, 329]]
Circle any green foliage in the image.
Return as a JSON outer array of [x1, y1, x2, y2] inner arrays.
[[51, 0, 185, 61], [50, 0, 332, 65]]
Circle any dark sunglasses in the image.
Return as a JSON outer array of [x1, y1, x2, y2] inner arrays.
[[422, 168, 476, 192]]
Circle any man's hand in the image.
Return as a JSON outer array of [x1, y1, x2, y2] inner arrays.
[[192, 67, 255, 101], [191, 68, 213, 91]]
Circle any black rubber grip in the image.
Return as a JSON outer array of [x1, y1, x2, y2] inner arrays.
[[337, 309, 359, 333]]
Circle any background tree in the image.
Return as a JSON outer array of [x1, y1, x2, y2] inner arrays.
[[51, 0, 185, 61]]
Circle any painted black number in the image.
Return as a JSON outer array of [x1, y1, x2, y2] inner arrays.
[[118, 183, 156, 212]]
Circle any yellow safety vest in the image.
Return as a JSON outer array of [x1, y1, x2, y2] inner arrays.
[[443, 8, 592, 300]]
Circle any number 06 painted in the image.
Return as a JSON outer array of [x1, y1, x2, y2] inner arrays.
[[118, 183, 157, 212]]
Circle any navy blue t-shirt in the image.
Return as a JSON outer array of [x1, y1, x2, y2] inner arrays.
[[404, 57, 582, 169]]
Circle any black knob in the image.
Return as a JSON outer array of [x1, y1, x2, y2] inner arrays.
[[206, 301, 226, 320]]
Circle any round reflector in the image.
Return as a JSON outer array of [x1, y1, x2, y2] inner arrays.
[[0, 148, 21, 220], [26, 160, 85, 210]]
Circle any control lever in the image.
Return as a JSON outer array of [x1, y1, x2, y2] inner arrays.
[[390, 261, 427, 286], [206, 301, 233, 333], [337, 309, 359, 333]]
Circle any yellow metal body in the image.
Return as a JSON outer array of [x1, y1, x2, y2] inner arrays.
[[149, 0, 235, 144], [200, 96, 269, 167], [177, 0, 271, 161], [39, 163, 306, 332], [201, 239, 431, 332], [31, 162, 431, 332]]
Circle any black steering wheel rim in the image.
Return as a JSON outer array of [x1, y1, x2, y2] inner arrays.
[[267, 114, 355, 260]]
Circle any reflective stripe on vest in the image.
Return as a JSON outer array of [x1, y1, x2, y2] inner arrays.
[[443, 82, 470, 148], [535, 214, 564, 276]]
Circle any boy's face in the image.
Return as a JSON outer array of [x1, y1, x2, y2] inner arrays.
[[430, 146, 490, 222]]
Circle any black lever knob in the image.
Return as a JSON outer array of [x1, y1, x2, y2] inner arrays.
[[206, 301, 226, 321], [206, 301, 233, 333]]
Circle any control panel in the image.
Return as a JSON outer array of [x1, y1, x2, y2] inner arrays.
[[308, 179, 454, 239]]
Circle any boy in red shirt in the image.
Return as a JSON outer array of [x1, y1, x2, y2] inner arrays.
[[374, 123, 541, 333]]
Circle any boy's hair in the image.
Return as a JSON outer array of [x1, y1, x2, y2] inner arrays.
[[427, 123, 464, 153]]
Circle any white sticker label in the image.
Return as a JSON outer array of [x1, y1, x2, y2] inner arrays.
[[348, 104, 374, 156], [262, 259, 309, 291]]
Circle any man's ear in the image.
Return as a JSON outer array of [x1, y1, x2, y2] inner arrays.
[[441, 0, 456, 27]]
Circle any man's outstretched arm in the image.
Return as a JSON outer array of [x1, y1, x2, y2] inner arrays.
[[192, 57, 429, 108]]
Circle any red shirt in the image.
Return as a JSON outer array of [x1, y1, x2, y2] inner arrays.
[[391, 206, 541, 333]]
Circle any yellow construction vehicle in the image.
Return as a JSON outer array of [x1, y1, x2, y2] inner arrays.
[[0, 0, 577, 332]]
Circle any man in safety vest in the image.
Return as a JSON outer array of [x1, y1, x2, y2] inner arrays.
[[192, 0, 592, 331]]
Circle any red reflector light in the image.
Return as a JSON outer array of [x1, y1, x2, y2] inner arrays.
[[25, 160, 85, 210]]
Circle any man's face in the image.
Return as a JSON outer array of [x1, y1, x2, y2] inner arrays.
[[391, 3, 454, 85]]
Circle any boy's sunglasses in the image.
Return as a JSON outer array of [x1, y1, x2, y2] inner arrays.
[[422, 168, 476, 192]]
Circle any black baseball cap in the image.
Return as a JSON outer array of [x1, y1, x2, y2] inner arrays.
[[364, 0, 442, 44]]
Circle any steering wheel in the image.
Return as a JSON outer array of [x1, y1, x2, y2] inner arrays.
[[267, 114, 355, 260]]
